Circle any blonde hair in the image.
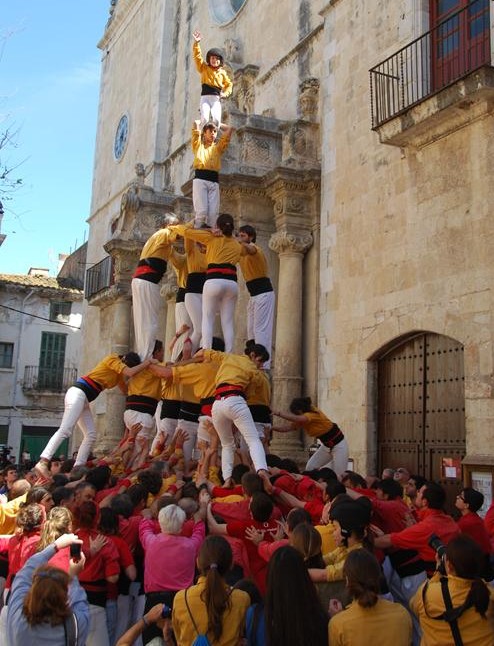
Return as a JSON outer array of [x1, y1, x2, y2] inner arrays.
[[37, 507, 73, 551]]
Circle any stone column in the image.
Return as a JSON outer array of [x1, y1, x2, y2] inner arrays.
[[269, 230, 312, 454]]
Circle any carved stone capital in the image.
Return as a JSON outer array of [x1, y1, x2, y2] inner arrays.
[[160, 275, 178, 300], [269, 230, 313, 255], [299, 78, 320, 122]]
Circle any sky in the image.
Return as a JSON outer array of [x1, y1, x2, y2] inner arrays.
[[0, 1, 111, 275]]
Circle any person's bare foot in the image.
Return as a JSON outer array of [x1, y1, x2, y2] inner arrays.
[[34, 459, 51, 480]]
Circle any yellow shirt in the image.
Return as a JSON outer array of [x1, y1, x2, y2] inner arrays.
[[169, 249, 188, 288], [161, 374, 181, 400], [126, 368, 161, 400], [0, 493, 28, 534], [214, 353, 260, 391], [192, 41, 233, 97], [302, 408, 334, 439], [192, 127, 230, 172], [85, 354, 127, 390], [323, 542, 363, 582], [316, 522, 337, 555], [410, 573, 494, 646], [172, 361, 219, 401], [239, 244, 270, 282], [139, 227, 177, 261], [246, 369, 271, 406], [173, 225, 244, 267], [172, 577, 249, 646], [328, 598, 412, 646], [184, 238, 208, 274]]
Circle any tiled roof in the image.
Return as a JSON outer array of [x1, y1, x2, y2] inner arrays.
[[0, 273, 83, 294]]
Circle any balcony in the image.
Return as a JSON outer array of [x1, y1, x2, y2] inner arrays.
[[370, 0, 493, 145], [85, 256, 114, 300], [23, 365, 78, 393]]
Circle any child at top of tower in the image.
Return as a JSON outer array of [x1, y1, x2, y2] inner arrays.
[[193, 29, 233, 127]]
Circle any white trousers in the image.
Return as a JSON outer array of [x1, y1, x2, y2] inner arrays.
[[123, 410, 156, 441], [184, 292, 203, 354], [212, 396, 267, 480], [200, 95, 222, 126], [131, 278, 161, 360], [305, 437, 349, 477], [87, 604, 110, 646], [192, 178, 220, 228], [41, 387, 96, 466], [175, 419, 198, 467], [247, 291, 275, 369], [202, 279, 238, 352]]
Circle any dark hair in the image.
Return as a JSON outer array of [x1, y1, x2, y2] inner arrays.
[[231, 464, 250, 484], [74, 481, 96, 496], [52, 486, 74, 507], [266, 454, 283, 468], [289, 397, 313, 414], [315, 467, 338, 483], [60, 459, 75, 474], [181, 481, 199, 500], [216, 213, 234, 237], [98, 507, 119, 536], [233, 578, 262, 604], [409, 474, 427, 491], [197, 536, 232, 641], [126, 484, 148, 509], [122, 351, 141, 367], [343, 549, 381, 608], [211, 336, 225, 351], [290, 523, 325, 569], [84, 465, 111, 491], [376, 478, 403, 500], [206, 47, 224, 65], [153, 340, 163, 356], [137, 469, 163, 495], [73, 500, 99, 530], [26, 486, 51, 506], [422, 481, 446, 510], [286, 507, 312, 531], [51, 474, 69, 488], [249, 343, 269, 363], [265, 546, 328, 646], [279, 459, 300, 474], [446, 535, 490, 617], [239, 224, 256, 242], [341, 471, 368, 489], [241, 472, 262, 496], [110, 493, 134, 519], [461, 487, 484, 513], [250, 491, 273, 523], [326, 480, 346, 501]]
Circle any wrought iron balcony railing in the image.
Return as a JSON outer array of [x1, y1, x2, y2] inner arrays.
[[23, 365, 78, 393], [370, 0, 491, 128], [85, 256, 114, 299]]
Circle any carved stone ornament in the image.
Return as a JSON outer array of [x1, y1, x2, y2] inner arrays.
[[299, 78, 320, 121], [113, 249, 139, 281], [160, 277, 178, 300], [224, 38, 242, 64], [234, 65, 259, 114], [269, 230, 313, 255]]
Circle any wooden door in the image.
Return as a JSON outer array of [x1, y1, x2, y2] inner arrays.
[[378, 333, 465, 510]]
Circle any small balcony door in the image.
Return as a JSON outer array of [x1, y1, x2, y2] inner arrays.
[[38, 332, 67, 390], [430, 0, 490, 89]]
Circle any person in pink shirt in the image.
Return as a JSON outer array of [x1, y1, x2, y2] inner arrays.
[[139, 498, 207, 643]]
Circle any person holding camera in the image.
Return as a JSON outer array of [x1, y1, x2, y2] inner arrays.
[[410, 534, 494, 645], [6, 533, 89, 646]]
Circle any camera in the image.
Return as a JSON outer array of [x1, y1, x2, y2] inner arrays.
[[428, 533, 446, 574], [69, 543, 82, 562]]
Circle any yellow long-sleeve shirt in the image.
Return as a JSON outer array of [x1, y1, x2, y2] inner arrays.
[[139, 227, 177, 261], [193, 41, 233, 97], [126, 368, 161, 401], [172, 224, 244, 267], [184, 238, 208, 274], [192, 127, 230, 172], [169, 249, 188, 288], [84, 354, 127, 390], [238, 244, 270, 282]]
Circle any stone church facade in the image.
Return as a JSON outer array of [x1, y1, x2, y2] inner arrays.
[[82, 0, 494, 498]]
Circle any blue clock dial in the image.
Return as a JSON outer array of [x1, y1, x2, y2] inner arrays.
[[114, 114, 129, 161]]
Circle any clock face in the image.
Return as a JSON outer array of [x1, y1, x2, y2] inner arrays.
[[114, 114, 129, 161]]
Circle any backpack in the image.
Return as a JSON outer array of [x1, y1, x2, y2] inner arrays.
[[185, 588, 212, 646]]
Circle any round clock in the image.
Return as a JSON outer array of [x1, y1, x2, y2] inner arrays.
[[114, 113, 129, 161]]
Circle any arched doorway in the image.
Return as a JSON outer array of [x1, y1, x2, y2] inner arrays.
[[377, 332, 465, 509]]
